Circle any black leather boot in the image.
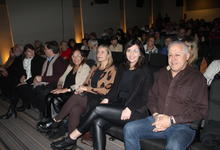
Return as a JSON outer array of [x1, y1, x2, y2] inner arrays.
[[50, 136, 76, 150], [0, 107, 17, 119]]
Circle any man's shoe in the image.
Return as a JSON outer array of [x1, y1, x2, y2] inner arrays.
[[50, 137, 76, 150], [0, 107, 17, 119]]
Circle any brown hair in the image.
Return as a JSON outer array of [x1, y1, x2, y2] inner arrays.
[[69, 49, 86, 68]]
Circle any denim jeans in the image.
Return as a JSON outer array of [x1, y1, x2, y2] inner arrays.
[[123, 116, 196, 150]]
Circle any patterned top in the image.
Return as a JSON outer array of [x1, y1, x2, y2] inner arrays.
[[83, 65, 116, 95]]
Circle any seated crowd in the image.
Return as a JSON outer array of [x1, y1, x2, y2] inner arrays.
[[0, 16, 220, 150]]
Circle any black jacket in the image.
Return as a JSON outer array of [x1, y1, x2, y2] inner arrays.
[[107, 64, 153, 118], [22, 55, 45, 84]]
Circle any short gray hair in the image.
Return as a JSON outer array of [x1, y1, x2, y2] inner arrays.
[[168, 41, 189, 54], [88, 39, 98, 47]]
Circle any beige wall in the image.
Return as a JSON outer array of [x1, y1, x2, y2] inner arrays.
[[156, 0, 183, 22], [0, 4, 13, 64], [185, 8, 220, 21]]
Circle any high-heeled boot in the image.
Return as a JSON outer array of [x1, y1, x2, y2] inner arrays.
[[0, 106, 17, 119]]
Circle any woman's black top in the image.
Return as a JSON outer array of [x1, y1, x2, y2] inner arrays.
[[63, 69, 76, 88], [118, 69, 137, 104], [91, 69, 104, 88]]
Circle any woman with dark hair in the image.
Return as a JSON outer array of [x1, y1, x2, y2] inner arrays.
[[39, 45, 116, 139], [0, 44, 45, 119], [68, 38, 76, 51], [37, 49, 90, 127], [51, 39, 153, 150]]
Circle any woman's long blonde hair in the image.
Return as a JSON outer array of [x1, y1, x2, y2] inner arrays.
[[185, 40, 198, 65], [96, 45, 113, 69]]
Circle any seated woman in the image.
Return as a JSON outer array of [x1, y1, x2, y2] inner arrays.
[[0, 44, 45, 119], [59, 41, 72, 60], [183, 37, 199, 70], [39, 45, 116, 139], [50, 39, 153, 150], [37, 50, 90, 126]]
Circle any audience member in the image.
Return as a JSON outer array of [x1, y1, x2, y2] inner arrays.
[[87, 39, 98, 66], [42, 45, 116, 140], [160, 36, 173, 55], [140, 32, 148, 45], [176, 27, 186, 41], [123, 41, 208, 150], [116, 28, 126, 45], [37, 49, 90, 129], [0, 44, 23, 98], [80, 39, 89, 50], [144, 36, 158, 54], [109, 36, 123, 52], [154, 31, 164, 50], [50, 39, 153, 150], [68, 39, 76, 51], [183, 38, 199, 69], [203, 59, 220, 86], [0, 44, 45, 119], [24, 41, 68, 118], [60, 41, 72, 60], [34, 40, 45, 56]]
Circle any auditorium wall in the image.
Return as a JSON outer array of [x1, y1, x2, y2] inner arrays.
[[6, 0, 152, 45]]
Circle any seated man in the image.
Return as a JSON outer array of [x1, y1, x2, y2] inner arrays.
[[123, 41, 208, 150], [109, 36, 123, 52], [19, 41, 68, 118], [0, 44, 24, 98]]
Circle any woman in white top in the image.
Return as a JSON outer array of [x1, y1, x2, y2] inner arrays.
[[204, 60, 220, 86], [144, 36, 158, 54]]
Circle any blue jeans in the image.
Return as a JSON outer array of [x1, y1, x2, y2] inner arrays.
[[123, 116, 196, 150]]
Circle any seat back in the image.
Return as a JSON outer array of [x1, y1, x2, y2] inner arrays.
[[208, 79, 220, 121]]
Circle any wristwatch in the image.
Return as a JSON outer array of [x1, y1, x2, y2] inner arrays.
[[68, 88, 73, 92], [170, 116, 175, 125]]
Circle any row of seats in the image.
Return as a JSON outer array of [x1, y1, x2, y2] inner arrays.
[[83, 50, 168, 71]]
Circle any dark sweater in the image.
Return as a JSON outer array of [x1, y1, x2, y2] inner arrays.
[[107, 64, 153, 115], [23, 55, 45, 84], [42, 56, 68, 84], [148, 66, 208, 124]]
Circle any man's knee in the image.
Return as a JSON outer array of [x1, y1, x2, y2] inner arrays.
[[166, 139, 185, 150], [123, 122, 137, 138]]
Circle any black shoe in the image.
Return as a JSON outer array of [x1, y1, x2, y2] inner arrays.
[[51, 137, 76, 150], [37, 119, 61, 133], [0, 108, 17, 119]]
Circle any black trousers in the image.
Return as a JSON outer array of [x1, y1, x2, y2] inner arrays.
[[31, 83, 56, 115], [45, 92, 73, 118], [0, 75, 19, 99], [2, 84, 34, 112], [77, 104, 131, 150]]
